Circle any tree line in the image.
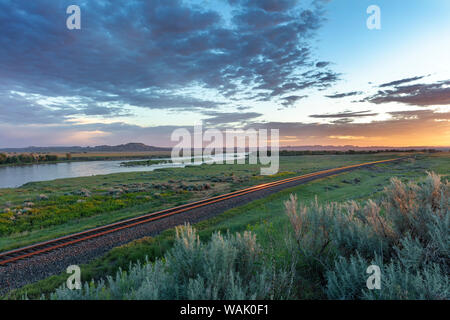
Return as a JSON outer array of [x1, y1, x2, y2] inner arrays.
[[0, 153, 59, 165], [279, 149, 440, 156]]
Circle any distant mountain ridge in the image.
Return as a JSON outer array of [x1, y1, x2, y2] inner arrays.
[[0, 143, 171, 153], [0, 143, 448, 153]]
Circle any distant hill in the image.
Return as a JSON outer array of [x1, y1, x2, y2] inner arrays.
[[1, 143, 448, 154], [281, 145, 450, 152], [0, 143, 171, 153]]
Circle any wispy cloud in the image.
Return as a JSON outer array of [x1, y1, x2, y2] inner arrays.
[[325, 91, 362, 99], [378, 76, 425, 88], [309, 110, 378, 119], [280, 95, 308, 108], [201, 111, 262, 125], [248, 109, 450, 146], [364, 80, 450, 106]]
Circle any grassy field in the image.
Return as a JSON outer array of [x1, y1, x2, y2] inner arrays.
[[0, 152, 411, 251], [3, 152, 448, 299]]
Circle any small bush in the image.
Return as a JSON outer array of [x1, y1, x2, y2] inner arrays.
[[284, 195, 335, 273], [285, 172, 449, 300], [49, 224, 295, 300], [326, 253, 448, 300]]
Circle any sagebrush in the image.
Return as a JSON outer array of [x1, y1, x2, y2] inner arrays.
[[49, 224, 295, 300], [284, 172, 449, 299], [45, 172, 448, 300]]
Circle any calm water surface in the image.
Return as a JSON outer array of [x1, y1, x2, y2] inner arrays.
[[0, 154, 246, 188]]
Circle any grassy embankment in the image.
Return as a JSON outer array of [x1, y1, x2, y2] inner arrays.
[[3, 152, 448, 299]]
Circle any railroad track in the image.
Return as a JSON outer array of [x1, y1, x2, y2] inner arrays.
[[0, 157, 406, 266]]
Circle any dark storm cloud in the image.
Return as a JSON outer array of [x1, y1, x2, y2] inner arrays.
[[364, 80, 450, 106], [325, 91, 362, 99], [378, 76, 425, 88], [309, 110, 378, 119], [0, 0, 337, 125]]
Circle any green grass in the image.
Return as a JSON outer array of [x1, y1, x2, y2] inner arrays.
[[0, 153, 412, 251], [4, 152, 448, 299]]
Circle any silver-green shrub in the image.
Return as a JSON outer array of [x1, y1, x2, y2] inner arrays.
[[284, 195, 336, 272], [50, 225, 295, 300], [286, 172, 449, 300], [331, 200, 393, 259], [327, 253, 449, 300]]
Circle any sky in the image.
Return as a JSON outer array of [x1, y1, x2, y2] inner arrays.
[[0, 0, 449, 148]]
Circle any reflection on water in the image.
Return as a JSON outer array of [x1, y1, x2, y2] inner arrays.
[[0, 153, 247, 188]]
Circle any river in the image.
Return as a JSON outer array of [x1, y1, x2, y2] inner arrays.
[[0, 153, 247, 188]]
